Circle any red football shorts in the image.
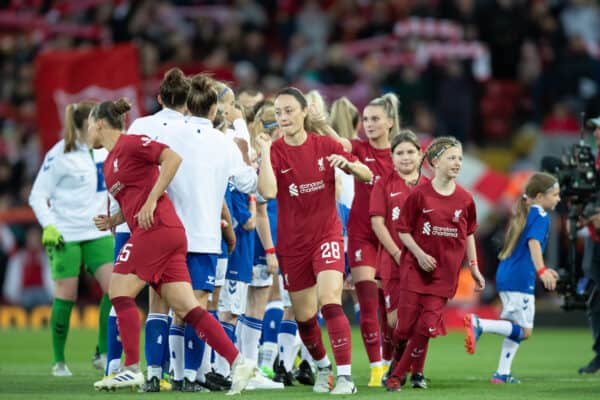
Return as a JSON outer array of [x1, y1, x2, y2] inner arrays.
[[348, 237, 378, 270], [114, 226, 190, 294], [394, 289, 448, 340], [279, 237, 345, 292]]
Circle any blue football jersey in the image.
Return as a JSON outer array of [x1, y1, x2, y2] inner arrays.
[[496, 205, 550, 294], [226, 188, 254, 283]]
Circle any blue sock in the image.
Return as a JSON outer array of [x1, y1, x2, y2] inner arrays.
[[508, 323, 524, 343], [317, 311, 324, 326], [208, 311, 219, 364], [221, 321, 237, 344], [162, 313, 173, 378], [105, 307, 122, 375], [184, 324, 205, 375], [145, 313, 168, 371], [262, 301, 283, 345]]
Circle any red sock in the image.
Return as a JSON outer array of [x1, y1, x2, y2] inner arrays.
[[411, 339, 429, 374], [296, 315, 327, 362], [111, 296, 140, 367], [391, 333, 429, 379], [393, 339, 407, 362], [355, 280, 381, 363], [378, 288, 393, 361], [184, 306, 239, 365], [321, 303, 352, 366]]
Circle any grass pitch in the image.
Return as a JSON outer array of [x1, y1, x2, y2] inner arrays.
[[0, 327, 598, 399]]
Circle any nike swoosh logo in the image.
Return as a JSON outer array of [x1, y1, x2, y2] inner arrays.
[[423, 209, 434, 213], [325, 259, 337, 264], [390, 192, 402, 197], [281, 168, 292, 174], [364, 157, 376, 162]]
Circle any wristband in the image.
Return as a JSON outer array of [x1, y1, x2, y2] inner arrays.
[[537, 266, 548, 277], [249, 194, 256, 203], [264, 247, 276, 255]]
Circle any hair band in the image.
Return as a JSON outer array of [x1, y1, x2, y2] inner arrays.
[[263, 120, 278, 129]]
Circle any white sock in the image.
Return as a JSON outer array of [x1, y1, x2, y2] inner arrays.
[[240, 316, 263, 362], [300, 344, 314, 362], [147, 366, 162, 381], [107, 359, 121, 375], [479, 318, 513, 337], [197, 342, 212, 382], [370, 361, 383, 368], [315, 355, 331, 369], [214, 353, 231, 378], [497, 338, 520, 375], [235, 317, 244, 354], [337, 364, 351, 376], [259, 342, 279, 369], [169, 325, 185, 381], [278, 331, 298, 371], [184, 368, 197, 382]]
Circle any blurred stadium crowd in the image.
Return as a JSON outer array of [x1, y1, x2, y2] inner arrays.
[[1, 0, 600, 310]]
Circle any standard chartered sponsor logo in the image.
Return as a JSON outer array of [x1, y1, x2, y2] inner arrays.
[[288, 180, 325, 197], [392, 206, 400, 221], [289, 183, 299, 196], [422, 221, 458, 238], [422, 221, 431, 235]]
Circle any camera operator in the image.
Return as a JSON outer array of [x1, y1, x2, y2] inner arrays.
[[575, 117, 600, 374]]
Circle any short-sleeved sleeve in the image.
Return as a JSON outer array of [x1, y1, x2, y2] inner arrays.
[[397, 190, 421, 233], [369, 177, 387, 217], [524, 209, 548, 243], [130, 134, 168, 164], [231, 191, 251, 227], [466, 197, 478, 235], [270, 145, 281, 172]]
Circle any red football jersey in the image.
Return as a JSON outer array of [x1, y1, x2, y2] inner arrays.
[[270, 133, 358, 257], [347, 140, 394, 242], [396, 181, 477, 298], [104, 134, 184, 233], [369, 173, 429, 281]]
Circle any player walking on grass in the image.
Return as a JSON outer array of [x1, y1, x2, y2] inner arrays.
[[87, 99, 255, 394], [256, 87, 373, 395], [329, 94, 400, 386], [29, 101, 114, 377], [369, 130, 427, 385], [385, 136, 485, 391], [464, 172, 559, 384]]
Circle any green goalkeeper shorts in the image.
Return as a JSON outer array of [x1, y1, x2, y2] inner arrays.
[[48, 235, 115, 280]]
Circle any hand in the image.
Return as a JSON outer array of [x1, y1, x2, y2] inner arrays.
[[226, 237, 236, 255], [134, 198, 157, 230], [392, 249, 401, 265], [266, 253, 279, 275], [471, 270, 486, 292], [42, 225, 64, 249], [94, 215, 113, 231], [225, 106, 243, 123], [327, 154, 349, 169], [415, 250, 437, 272], [255, 133, 272, 154], [540, 268, 559, 291]]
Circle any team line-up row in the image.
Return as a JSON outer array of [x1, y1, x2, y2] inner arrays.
[[29, 68, 559, 394]]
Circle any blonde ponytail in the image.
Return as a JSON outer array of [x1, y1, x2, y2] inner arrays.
[[498, 172, 558, 259], [63, 101, 96, 153]]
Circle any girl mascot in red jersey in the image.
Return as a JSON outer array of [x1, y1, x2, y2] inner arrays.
[[255, 87, 372, 395], [385, 136, 485, 391], [86, 99, 255, 394], [368, 130, 428, 386]]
